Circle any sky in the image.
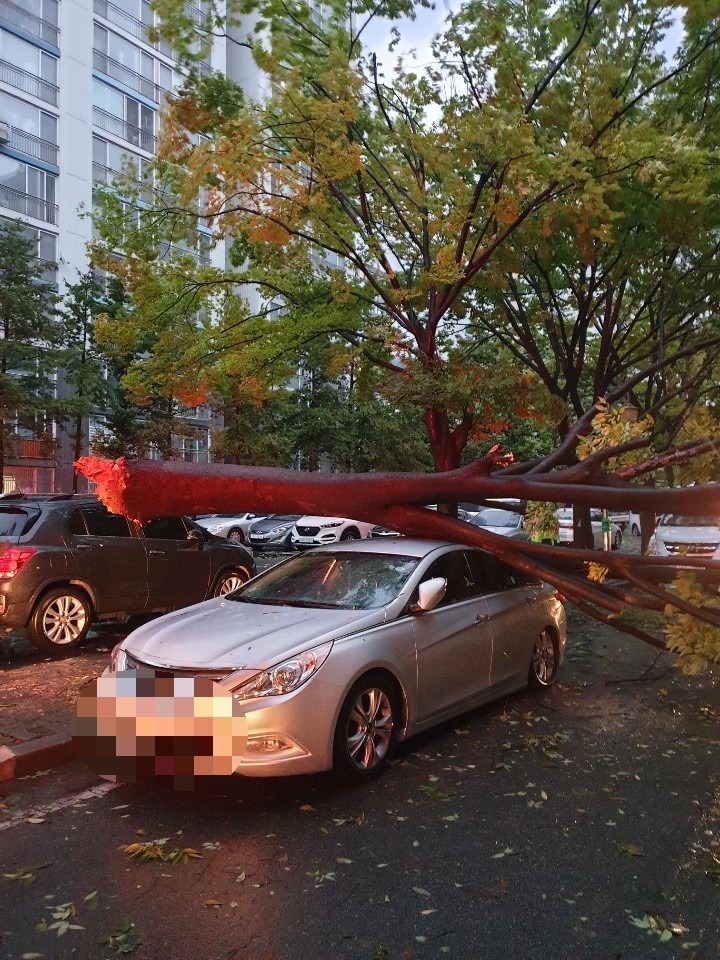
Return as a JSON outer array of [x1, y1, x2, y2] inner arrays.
[[360, 2, 685, 71]]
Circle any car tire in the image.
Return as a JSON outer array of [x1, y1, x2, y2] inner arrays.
[[227, 528, 246, 544], [612, 529, 623, 550], [26, 587, 92, 653], [528, 629, 559, 689], [333, 671, 400, 784], [340, 528, 360, 541], [631, 523, 640, 536], [212, 567, 251, 596]]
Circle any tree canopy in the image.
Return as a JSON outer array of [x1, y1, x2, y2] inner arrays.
[[87, 0, 720, 666]]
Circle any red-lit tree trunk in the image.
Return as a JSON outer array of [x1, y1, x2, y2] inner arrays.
[[76, 443, 720, 650]]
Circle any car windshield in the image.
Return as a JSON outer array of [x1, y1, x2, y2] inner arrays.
[[472, 509, 521, 528], [663, 515, 720, 527], [228, 550, 420, 610]]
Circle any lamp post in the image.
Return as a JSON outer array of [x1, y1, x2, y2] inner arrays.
[[621, 402, 639, 422]]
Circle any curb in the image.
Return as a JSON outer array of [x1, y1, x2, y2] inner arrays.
[[0, 733, 75, 782]]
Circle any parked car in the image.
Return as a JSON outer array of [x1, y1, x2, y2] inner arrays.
[[370, 524, 402, 538], [247, 514, 302, 551], [469, 508, 528, 540], [90, 539, 566, 783], [290, 516, 376, 549], [0, 494, 256, 653], [648, 514, 720, 559], [555, 508, 623, 549], [194, 513, 267, 544]]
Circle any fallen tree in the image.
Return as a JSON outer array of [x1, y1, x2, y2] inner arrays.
[[76, 420, 720, 659]]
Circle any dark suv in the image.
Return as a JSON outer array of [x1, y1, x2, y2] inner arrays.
[[0, 494, 256, 654]]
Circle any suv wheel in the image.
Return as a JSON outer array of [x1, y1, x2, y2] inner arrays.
[[213, 567, 251, 596], [26, 587, 92, 652]]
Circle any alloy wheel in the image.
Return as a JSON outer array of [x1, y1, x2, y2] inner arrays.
[[531, 630, 557, 686], [345, 686, 394, 771], [42, 594, 88, 646]]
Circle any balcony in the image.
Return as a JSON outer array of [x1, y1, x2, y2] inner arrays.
[[93, 49, 163, 103], [5, 127, 58, 165], [0, 183, 58, 224], [0, 60, 59, 107], [159, 241, 211, 266], [0, 0, 59, 47], [92, 106, 156, 153], [93, 0, 174, 60]]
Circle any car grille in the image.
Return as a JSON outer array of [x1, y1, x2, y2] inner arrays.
[[664, 541, 719, 557], [295, 525, 320, 536], [125, 652, 230, 681]]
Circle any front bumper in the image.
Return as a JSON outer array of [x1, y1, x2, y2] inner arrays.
[[80, 665, 341, 778]]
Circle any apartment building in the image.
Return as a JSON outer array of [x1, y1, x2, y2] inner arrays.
[[0, 0, 266, 493]]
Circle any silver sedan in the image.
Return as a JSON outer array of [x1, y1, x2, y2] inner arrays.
[[89, 540, 566, 784]]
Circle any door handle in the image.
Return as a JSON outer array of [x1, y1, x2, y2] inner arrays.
[[76, 544, 93, 551], [148, 549, 166, 556]]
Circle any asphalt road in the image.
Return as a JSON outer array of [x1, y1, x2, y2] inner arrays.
[[1, 606, 719, 960]]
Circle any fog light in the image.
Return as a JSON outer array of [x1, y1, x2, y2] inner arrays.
[[246, 736, 293, 754]]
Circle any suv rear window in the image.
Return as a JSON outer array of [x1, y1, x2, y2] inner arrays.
[[0, 507, 41, 538]]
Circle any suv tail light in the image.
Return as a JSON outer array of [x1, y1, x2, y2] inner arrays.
[[0, 547, 37, 579]]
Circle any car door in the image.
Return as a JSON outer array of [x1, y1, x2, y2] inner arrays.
[[67, 505, 148, 616], [412, 549, 492, 725], [141, 516, 213, 612], [464, 550, 544, 691]]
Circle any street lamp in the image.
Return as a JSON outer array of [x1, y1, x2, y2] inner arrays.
[[620, 402, 639, 422]]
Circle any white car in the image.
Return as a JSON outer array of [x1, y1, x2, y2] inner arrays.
[[194, 513, 267, 544], [469, 508, 528, 540], [555, 508, 623, 549], [291, 516, 376, 549], [649, 515, 720, 558]]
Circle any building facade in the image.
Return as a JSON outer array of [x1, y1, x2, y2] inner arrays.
[[0, 0, 267, 493]]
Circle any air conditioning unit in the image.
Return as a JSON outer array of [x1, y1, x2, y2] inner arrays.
[[0, 121, 11, 145]]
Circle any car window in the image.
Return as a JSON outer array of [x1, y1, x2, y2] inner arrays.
[[423, 551, 477, 606], [464, 549, 519, 593], [142, 516, 189, 540], [663, 515, 719, 527], [79, 506, 133, 538], [230, 550, 419, 610], [0, 507, 41, 537]]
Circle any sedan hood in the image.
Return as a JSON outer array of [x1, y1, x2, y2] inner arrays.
[[122, 598, 387, 670]]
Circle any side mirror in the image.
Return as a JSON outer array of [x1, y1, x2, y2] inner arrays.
[[187, 529, 203, 548], [410, 577, 447, 614]]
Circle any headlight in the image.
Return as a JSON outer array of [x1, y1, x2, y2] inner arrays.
[[110, 643, 128, 671], [270, 523, 291, 534], [319, 521, 343, 528], [209, 524, 223, 533], [228, 642, 333, 701]]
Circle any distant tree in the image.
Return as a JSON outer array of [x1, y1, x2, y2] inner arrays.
[[57, 272, 121, 491], [0, 220, 59, 489]]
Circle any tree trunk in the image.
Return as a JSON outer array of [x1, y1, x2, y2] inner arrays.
[[573, 503, 595, 549], [72, 413, 84, 493]]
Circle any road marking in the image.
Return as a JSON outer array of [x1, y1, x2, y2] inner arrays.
[[0, 780, 121, 831]]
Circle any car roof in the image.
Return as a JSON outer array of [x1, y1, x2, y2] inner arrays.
[[0, 494, 97, 506], [311, 538, 469, 558]]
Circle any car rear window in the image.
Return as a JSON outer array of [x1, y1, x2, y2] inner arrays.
[[0, 507, 41, 538]]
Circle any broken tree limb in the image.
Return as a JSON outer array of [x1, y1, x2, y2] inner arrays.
[[74, 454, 720, 650]]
